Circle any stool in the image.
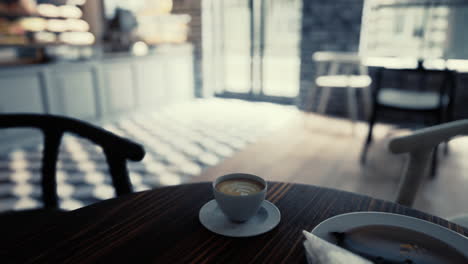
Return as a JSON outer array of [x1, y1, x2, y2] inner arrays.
[[306, 52, 372, 131]]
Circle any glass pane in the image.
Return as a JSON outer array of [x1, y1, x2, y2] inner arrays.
[[262, 56, 300, 97], [262, 0, 301, 97], [202, 0, 225, 95], [223, 0, 251, 93]]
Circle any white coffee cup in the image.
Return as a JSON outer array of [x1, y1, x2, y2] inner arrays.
[[213, 173, 267, 222]]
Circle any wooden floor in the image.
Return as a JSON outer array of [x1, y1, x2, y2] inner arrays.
[[194, 111, 468, 219]]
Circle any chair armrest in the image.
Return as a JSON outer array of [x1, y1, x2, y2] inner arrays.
[[389, 120, 468, 154]]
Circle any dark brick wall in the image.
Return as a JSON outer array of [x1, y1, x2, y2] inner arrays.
[[297, 0, 364, 114]]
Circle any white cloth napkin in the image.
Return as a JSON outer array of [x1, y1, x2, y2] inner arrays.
[[303, 230, 372, 264]]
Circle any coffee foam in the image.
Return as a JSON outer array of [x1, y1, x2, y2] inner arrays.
[[216, 179, 263, 196]]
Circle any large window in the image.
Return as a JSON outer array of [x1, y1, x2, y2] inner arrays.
[[360, 0, 468, 61], [202, 0, 302, 101]]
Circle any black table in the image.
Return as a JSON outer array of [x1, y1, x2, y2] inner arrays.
[[2, 182, 467, 263]]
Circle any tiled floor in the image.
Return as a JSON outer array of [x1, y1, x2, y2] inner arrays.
[[2, 99, 467, 218], [0, 99, 296, 211]]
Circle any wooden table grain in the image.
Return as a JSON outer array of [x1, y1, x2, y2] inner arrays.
[[3, 182, 467, 263]]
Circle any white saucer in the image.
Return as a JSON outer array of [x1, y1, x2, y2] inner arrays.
[[199, 200, 281, 237]]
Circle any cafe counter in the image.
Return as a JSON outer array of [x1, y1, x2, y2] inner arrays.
[[0, 44, 195, 149]]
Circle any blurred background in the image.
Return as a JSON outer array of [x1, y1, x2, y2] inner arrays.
[[0, 0, 467, 219]]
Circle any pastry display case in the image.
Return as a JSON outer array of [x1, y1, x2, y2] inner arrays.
[[0, 0, 94, 64]]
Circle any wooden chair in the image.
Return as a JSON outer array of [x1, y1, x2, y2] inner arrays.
[[0, 114, 145, 238], [361, 66, 456, 178], [306, 52, 372, 130], [389, 119, 468, 227]]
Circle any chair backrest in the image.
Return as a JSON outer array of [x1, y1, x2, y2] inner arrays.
[[312, 51, 368, 78], [369, 59, 456, 103], [0, 114, 146, 209], [389, 119, 468, 207]]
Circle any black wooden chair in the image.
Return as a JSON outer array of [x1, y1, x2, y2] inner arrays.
[[360, 66, 456, 177], [0, 114, 145, 239]]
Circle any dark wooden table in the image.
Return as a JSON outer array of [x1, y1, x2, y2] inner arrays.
[[2, 182, 467, 263]]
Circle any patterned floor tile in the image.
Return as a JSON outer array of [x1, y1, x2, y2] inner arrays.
[[0, 99, 296, 211]]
